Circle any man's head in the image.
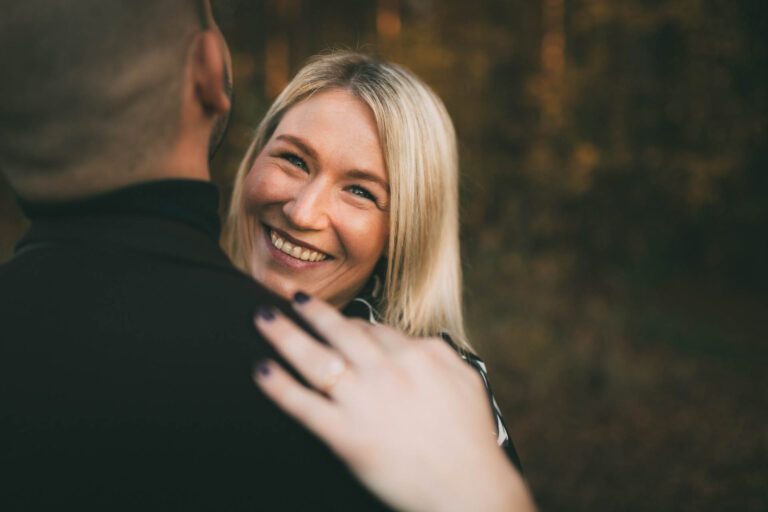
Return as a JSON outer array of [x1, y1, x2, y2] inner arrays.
[[0, 0, 232, 201]]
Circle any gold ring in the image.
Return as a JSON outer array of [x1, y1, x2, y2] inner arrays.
[[319, 358, 347, 394]]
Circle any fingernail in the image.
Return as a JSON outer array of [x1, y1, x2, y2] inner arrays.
[[293, 291, 310, 304], [256, 306, 275, 321], [254, 361, 271, 377]]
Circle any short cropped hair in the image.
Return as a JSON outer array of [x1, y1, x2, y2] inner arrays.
[[0, 0, 204, 198], [224, 52, 470, 351]]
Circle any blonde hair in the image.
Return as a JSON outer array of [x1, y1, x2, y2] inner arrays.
[[224, 51, 470, 351]]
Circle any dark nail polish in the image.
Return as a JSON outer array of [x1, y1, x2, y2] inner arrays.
[[293, 291, 310, 304], [255, 361, 271, 376], [256, 306, 275, 321]]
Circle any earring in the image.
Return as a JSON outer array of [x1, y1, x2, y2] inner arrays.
[[371, 274, 382, 299]]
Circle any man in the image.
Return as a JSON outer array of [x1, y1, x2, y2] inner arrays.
[[0, 1, 387, 509]]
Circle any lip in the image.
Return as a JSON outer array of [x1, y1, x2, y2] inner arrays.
[[262, 224, 332, 269]]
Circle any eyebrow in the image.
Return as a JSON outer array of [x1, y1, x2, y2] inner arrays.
[[275, 134, 319, 163], [275, 133, 389, 193]]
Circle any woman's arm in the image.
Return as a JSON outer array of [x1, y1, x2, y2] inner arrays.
[[252, 293, 536, 512]]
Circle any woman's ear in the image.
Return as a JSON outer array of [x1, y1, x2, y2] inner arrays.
[[371, 256, 388, 299], [189, 30, 231, 117]]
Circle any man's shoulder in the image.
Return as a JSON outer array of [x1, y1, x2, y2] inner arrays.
[[4, 215, 281, 300], [0, 233, 289, 357], [0, 229, 389, 511]]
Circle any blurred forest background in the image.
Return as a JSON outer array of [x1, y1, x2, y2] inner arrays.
[[1, 0, 766, 510]]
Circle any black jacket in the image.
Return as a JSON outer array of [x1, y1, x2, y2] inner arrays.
[[0, 180, 388, 511]]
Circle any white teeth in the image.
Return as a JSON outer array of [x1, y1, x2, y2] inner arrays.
[[268, 229, 328, 262], [270, 231, 284, 250]]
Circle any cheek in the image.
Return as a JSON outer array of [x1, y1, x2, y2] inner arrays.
[[340, 212, 389, 265], [244, 164, 287, 210]]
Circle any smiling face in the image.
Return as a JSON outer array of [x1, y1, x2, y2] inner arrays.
[[242, 88, 390, 308]]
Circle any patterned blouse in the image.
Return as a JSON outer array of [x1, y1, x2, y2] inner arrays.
[[342, 294, 523, 472]]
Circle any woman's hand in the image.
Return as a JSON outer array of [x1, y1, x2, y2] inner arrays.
[[252, 293, 535, 512]]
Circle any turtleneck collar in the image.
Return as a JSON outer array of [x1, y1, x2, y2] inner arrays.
[[17, 179, 222, 241]]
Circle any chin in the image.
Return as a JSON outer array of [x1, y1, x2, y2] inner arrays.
[[268, 279, 298, 301]]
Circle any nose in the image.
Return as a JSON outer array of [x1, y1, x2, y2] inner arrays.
[[283, 179, 331, 231]]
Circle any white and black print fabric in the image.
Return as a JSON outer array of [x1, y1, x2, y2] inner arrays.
[[455, 349, 511, 447]]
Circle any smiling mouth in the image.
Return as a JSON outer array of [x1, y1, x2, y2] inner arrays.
[[268, 228, 330, 262]]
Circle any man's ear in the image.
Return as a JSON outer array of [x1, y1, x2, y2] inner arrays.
[[189, 31, 231, 118]]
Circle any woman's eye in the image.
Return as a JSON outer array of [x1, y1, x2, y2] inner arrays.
[[281, 153, 308, 172], [348, 185, 377, 202]]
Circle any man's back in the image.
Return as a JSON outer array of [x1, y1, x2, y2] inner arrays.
[[0, 181, 387, 510]]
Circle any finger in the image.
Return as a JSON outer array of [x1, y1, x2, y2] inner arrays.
[[291, 292, 383, 367], [254, 307, 351, 396], [252, 360, 346, 446]]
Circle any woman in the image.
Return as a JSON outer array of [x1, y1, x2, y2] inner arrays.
[[225, 51, 464, 341], [224, 51, 520, 466]]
